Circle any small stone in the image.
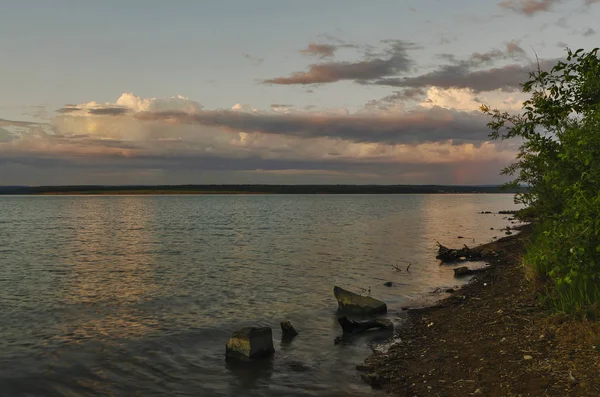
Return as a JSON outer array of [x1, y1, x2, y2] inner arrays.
[[356, 364, 372, 372], [280, 320, 299, 340], [523, 355, 533, 360], [383, 281, 393, 287], [361, 373, 386, 388]]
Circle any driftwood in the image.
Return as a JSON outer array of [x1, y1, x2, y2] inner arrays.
[[436, 241, 483, 263], [337, 316, 393, 334]]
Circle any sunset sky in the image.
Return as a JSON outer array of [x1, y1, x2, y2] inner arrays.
[[1, 0, 599, 185]]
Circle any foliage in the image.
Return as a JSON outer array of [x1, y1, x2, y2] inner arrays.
[[482, 48, 600, 314]]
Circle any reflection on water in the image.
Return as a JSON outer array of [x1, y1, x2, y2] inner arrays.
[[0, 194, 520, 396]]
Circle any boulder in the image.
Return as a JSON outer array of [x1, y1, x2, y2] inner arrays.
[[280, 320, 298, 340], [333, 286, 387, 315], [225, 327, 275, 361]]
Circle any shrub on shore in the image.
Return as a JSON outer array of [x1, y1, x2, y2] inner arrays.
[[482, 48, 600, 315]]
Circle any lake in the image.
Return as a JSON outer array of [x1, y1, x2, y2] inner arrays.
[[0, 194, 520, 396]]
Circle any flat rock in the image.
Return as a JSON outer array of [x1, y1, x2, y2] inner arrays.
[[333, 286, 387, 315], [225, 327, 275, 361]]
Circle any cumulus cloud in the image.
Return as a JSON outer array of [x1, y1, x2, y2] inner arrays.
[[263, 40, 416, 85], [498, 0, 560, 16]]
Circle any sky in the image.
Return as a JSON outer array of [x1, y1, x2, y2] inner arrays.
[[1, 0, 599, 186]]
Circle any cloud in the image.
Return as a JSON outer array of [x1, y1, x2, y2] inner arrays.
[[498, 0, 560, 16], [371, 46, 557, 93], [263, 40, 416, 85], [300, 43, 338, 58], [133, 106, 494, 146], [583, 27, 597, 36], [420, 87, 528, 112], [57, 93, 203, 115], [88, 107, 130, 116], [1, 93, 521, 185]]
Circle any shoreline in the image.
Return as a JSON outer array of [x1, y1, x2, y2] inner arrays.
[[359, 225, 600, 396]]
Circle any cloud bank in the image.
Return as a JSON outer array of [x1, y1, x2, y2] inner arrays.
[[1, 93, 518, 185]]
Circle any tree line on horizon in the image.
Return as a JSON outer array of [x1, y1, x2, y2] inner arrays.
[[0, 184, 526, 195]]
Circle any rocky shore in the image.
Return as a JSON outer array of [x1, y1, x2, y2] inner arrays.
[[359, 225, 600, 396]]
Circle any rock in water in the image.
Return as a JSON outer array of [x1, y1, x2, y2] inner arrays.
[[337, 316, 393, 334], [333, 286, 387, 315], [280, 320, 299, 340], [225, 327, 275, 361], [453, 266, 473, 277]]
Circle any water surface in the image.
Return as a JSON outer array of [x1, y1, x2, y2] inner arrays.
[[0, 194, 520, 396]]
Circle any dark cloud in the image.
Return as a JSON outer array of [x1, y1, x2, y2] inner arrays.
[[55, 106, 130, 116], [367, 42, 553, 94], [87, 107, 130, 116], [0, 118, 42, 127], [498, 0, 561, 16], [270, 104, 293, 108], [583, 27, 597, 36], [56, 107, 82, 113], [0, 152, 512, 185], [263, 40, 416, 85], [585, 0, 600, 4], [134, 106, 490, 146], [371, 60, 556, 92], [364, 89, 426, 110]]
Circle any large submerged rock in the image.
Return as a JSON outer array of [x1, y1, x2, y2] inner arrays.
[[225, 327, 275, 361], [333, 286, 387, 315]]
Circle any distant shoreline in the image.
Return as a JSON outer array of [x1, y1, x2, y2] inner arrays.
[[0, 185, 526, 196]]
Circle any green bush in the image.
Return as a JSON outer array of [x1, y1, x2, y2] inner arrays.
[[482, 48, 600, 314]]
